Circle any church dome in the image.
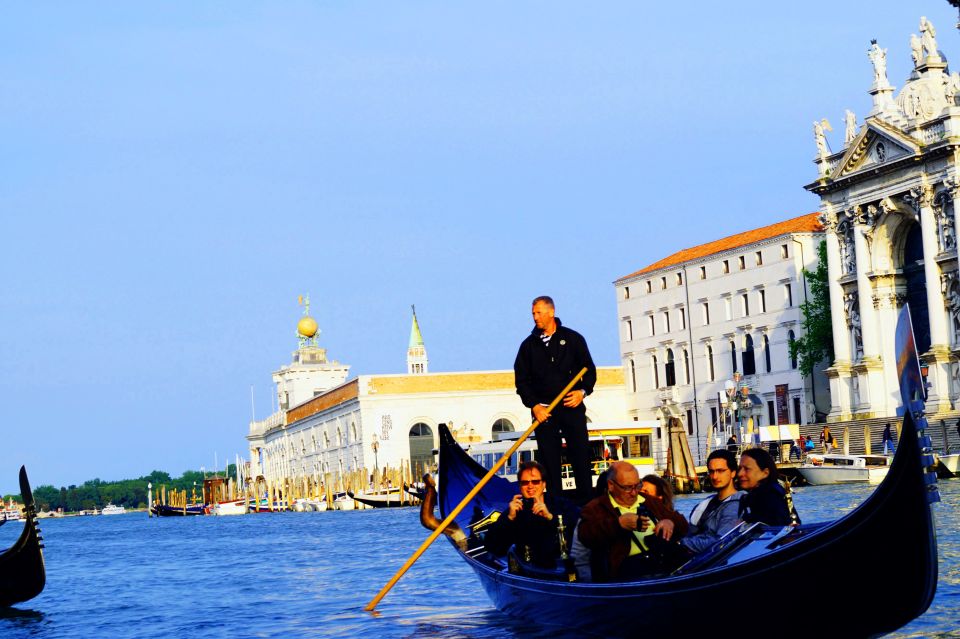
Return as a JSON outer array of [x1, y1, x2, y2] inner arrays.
[[297, 316, 318, 338]]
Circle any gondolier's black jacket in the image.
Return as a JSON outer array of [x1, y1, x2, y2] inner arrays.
[[514, 319, 597, 409]]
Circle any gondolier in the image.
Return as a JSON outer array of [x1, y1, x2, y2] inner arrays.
[[514, 296, 596, 503]]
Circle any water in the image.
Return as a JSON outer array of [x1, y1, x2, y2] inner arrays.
[[2, 481, 960, 638]]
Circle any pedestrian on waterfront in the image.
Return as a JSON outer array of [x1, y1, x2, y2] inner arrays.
[[882, 423, 895, 455], [578, 461, 688, 582], [483, 461, 578, 568], [514, 295, 597, 504], [819, 425, 835, 454], [737, 448, 798, 527], [682, 449, 744, 554]]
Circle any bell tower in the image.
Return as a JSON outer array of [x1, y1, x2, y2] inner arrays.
[[407, 305, 429, 374]]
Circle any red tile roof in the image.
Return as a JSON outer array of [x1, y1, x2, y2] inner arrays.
[[617, 212, 822, 282]]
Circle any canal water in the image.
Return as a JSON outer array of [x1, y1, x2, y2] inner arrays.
[[2, 479, 959, 638]]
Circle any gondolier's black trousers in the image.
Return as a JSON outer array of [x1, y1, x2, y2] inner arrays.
[[534, 404, 593, 503]]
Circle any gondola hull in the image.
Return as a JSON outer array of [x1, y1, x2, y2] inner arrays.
[[0, 467, 46, 607], [437, 406, 937, 637]]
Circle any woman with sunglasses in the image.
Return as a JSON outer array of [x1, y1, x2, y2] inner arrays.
[[483, 460, 579, 568]]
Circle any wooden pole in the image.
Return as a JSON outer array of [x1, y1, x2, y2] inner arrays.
[[364, 367, 587, 612]]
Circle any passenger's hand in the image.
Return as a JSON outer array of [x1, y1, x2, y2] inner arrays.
[[654, 519, 675, 541], [618, 513, 639, 531], [507, 495, 523, 520], [638, 516, 655, 532], [562, 389, 586, 408], [532, 404, 551, 423], [531, 495, 552, 520]]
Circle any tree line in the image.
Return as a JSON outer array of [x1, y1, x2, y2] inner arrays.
[[2, 466, 236, 513]]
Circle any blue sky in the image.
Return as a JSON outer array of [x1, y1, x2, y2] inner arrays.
[[1, 2, 955, 493]]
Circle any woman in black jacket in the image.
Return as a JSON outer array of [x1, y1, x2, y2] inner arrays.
[[736, 447, 797, 526]]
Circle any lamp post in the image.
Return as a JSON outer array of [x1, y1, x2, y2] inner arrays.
[[371, 432, 380, 472], [724, 372, 753, 448]]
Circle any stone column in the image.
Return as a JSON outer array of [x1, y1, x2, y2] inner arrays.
[[914, 184, 951, 411], [819, 208, 853, 420], [852, 206, 886, 415]]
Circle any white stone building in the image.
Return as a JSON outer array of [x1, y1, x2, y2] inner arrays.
[[805, 17, 960, 421], [248, 308, 629, 487], [614, 214, 829, 465]]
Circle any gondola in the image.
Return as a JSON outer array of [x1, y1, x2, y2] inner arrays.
[[431, 308, 939, 637], [0, 466, 46, 607], [150, 503, 206, 516], [348, 487, 414, 509]]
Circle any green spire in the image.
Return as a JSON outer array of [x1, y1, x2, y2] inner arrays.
[[409, 305, 424, 349]]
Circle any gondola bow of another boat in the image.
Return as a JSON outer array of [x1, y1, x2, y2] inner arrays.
[[0, 466, 47, 607]]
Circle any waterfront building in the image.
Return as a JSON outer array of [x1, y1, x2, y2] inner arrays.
[[805, 17, 960, 421], [614, 214, 828, 465], [248, 306, 629, 489]]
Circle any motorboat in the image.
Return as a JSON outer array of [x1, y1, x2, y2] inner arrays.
[[211, 500, 247, 516], [797, 453, 891, 485], [333, 493, 355, 511], [936, 452, 959, 477], [101, 503, 126, 516]]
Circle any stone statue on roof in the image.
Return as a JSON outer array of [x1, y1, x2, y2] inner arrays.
[[814, 118, 832, 159], [911, 34, 923, 67], [920, 17, 939, 62], [867, 40, 889, 88], [844, 110, 857, 145]]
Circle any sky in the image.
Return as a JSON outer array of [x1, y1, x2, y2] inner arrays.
[[2, 1, 957, 493]]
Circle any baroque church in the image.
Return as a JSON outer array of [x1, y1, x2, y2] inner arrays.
[[806, 17, 960, 421]]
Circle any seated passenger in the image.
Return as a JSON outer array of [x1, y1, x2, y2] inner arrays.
[[483, 461, 578, 568], [639, 474, 675, 510], [681, 449, 744, 554], [568, 468, 612, 582], [578, 461, 688, 582], [737, 448, 799, 526]]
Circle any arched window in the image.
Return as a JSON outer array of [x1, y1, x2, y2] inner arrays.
[[789, 330, 798, 369], [492, 418, 515, 441], [683, 349, 690, 384], [742, 335, 756, 376], [351, 422, 358, 442], [729, 340, 738, 375], [336, 427, 343, 447], [764, 335, 772, 373], [629, 359, 637, 393], [652, 355, 660, 389], [707, 345, 715, 382], [665, 349, 676, 387], [323, 431, 330, 448], [409, 423, 434, 476]]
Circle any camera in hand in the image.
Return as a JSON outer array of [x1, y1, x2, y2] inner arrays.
[[522, 497, 535, 511], [637, 504, 658, 525]]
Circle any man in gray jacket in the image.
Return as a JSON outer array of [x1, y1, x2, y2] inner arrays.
[[681, 449, 743, 554]]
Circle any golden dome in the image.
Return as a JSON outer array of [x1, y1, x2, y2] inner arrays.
[[297, 316, 318, 338]]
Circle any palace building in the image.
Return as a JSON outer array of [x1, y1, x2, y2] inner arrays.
[[805, 17, 960, 421]]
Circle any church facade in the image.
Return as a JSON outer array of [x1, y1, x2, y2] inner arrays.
[[806, 17, 960, 421]]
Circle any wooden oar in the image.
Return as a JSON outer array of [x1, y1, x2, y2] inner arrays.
[[364, 367, 588, 612]]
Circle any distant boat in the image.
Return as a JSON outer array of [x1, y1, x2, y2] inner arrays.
[[936, 452, 960, 477], [212, 500, 247, 516], [0, 466, 46, 607], [348, 487, 411, 509], [151, 504, 205, 517], [332, 493, 355, 511], [101, 503, 126, 516], [797, 453, 891, 485]]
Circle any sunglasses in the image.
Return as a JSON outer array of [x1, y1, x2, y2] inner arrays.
[[519, 479, 542, 486]]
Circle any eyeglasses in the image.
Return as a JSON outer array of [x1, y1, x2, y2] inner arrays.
[[519, 479, 542, 486], [610, 479, 641, 492]]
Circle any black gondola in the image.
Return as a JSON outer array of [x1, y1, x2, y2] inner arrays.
[[430, 307, 939, 637], [0, 466, 46, 607]]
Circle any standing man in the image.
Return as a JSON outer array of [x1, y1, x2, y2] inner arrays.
[[680, 449, 744, 554], [515, 296, 597, 503]]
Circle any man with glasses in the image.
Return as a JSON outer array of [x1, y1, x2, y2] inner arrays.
[[578, 461, 688, 581], [483, 461, 579, 568], [680, 449, 744, 554]]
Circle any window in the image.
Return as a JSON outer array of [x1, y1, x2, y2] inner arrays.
[[764, 334, 772, 373], [730, 340, 737, 375], [700, 266, 707, 279], [785, 283, 793, 307], [652, 355, 660, 389], [722, 260, 730, 274], [686, 409, 694, 436], [676, 272, 683, 285], [710, 406, 718, 429], [663, 311, 671, 333], [725, 298, 732, 320], [646, 281, 652, 293], [683, 349, 690, 384], [789, 330, 798, 369], [629, 359, 637, 393], [781, 244, 789, 259], [741, 293, 749, 317], [768, 401, 776, 426], [665, 349, 676, 387], [707, 345, 715, 381], [755, 251, 763, 266], [742, 335, 756, 375], [679, 308, 686, 330], [759, 289, 766, 313], [660, 276, 667, 290], [702, 303, 711, 325], [738, 256, 746, 270], [794, 397, 803, 424], [625, 319, 633, 341], [627, 434, 651, 458], [624, 286, 630, 300], [648, 315, 656, 336]]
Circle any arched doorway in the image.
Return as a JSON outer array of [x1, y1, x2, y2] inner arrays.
[[902, 224, 931, 353], [408, 423, 434, 477], [491, 418, 515, 441]]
